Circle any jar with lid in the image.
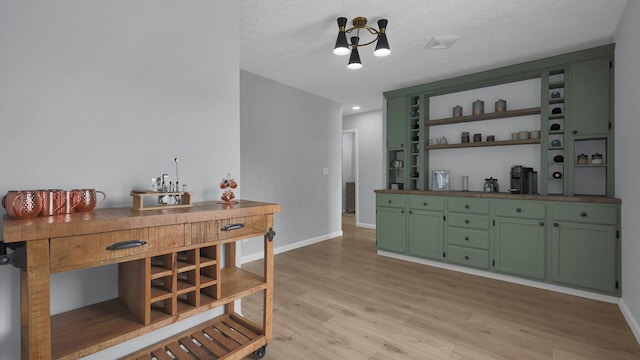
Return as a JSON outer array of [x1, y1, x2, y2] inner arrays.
[[577, 154, 588, 165], [591, 153, 603, 164]]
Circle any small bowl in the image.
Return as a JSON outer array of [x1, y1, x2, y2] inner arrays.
[[518, 131, 529, 140]]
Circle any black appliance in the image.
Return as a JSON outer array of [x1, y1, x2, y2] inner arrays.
[[509, 165, 537, 194]]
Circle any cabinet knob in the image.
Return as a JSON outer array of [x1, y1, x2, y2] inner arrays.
[[554, 223, 559, 227], [423, 202, 428, 206], [465, 236, 469, 241], [464, 255, 470, 260], [401, 210, 405, 213], [572, 130, 578, 135], [516, 208, 522, 212], [465, 205, 470, 209], [581, 212, 587, 217], [388, 200, 392, 204], [465, 219, 470, 224], [539, 221, 545, 226], [409, 210, 413, 214]]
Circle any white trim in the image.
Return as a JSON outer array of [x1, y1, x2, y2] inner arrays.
[[378, 250, 620, 304], [239, 231, 343, 265], [619, 298, 640, 344], [356, 222, 376, 229]]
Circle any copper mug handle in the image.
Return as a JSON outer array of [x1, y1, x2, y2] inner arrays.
[[95, 190, 107, 208]]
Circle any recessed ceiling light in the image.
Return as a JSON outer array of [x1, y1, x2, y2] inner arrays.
[[352, 106, 361, 110], [425, 36, 460, 49]]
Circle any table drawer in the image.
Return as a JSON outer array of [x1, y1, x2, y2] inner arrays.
[[448, 213, 489, 230], [409, 196, 444, 211], [551, 204, 618, 225], [50, 225, 185, 271], [376, 194, 407, 208], [217, 215, 269, 241], [447, 246, 489, 269], [447, 228, 489, 249], [447, 198, 489, 214], [494, 200, 545, 219]]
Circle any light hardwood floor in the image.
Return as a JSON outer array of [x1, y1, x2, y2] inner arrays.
[[242, 213, 640, 359]]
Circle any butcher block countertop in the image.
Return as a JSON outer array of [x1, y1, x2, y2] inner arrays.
[[374, 189, 621, 205]]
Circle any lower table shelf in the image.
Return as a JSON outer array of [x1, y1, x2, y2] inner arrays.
[[123, 314, 267, 360]]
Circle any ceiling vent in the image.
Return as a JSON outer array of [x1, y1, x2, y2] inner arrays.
[[425, 36, 460, 49]]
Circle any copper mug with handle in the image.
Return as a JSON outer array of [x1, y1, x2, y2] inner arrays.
[[60, 190, 81, 214], [39, 189, 67, 216], [72, 189, 107, 212], [2, 190, 44, 219]]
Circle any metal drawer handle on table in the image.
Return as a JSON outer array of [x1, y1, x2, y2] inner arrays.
[[106, 240, 147, 251], [221, 223, 245, 232]]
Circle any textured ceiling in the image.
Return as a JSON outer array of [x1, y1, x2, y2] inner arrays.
[[240, 0, 627, 115]]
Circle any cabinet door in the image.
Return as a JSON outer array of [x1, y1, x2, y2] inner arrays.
[[407, 209, 443, 260], [570, 56, 611, 136], [376, 206, 406, 253], [494, 217, 546, 279], [387, 97, 406, 149], [551, 221, 617, 293]]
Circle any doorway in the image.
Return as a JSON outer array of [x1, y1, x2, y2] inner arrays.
[[342, 129, 358, 221]]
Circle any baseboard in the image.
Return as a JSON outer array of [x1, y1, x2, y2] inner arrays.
[[378, 250, 620, 304], [619, 298, 640, 344], [356, 222, 375, 229], [239, 230, 343, 265]]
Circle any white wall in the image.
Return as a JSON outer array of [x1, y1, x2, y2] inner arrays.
[[343, 110, 384, 227], [0, 1, 239, 358], [614, 0, 640, 341], [239, 71, 343, 260]]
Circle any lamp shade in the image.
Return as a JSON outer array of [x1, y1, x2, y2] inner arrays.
[[347, 37, 362, 69], [374, 19, 390, 57], [333, 17, 350, 55]]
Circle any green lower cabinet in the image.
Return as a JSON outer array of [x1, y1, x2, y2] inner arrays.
[[376, 206, 406, 253], [447, 245, 489, 269], [408, 209, 443, 260], [493, 217, 546, 279], [551, 221, 618, 293]]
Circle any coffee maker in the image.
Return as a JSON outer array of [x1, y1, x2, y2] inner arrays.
[[509, 165, 537, 194]]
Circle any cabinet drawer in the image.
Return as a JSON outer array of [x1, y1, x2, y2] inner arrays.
[[494, 200, 545, 219], [447, 228, 489, 249], [217, 215, 269, 241], [376, 194, 406, 208], [448, 213, 489, 230], [447, 198, 489, 214], [409, 196, 444, 211], [50, 225, 185, 272], [551, 204, 618, 225], [447, 246, 489, 269]]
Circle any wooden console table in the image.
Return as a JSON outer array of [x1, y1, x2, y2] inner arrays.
[[2, 200, 281, 360]]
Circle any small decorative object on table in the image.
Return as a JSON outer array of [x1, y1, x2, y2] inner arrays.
[[219, 173, 238, 203], [472, 100, 484, 115], [453, 105, 463, 117], [495, 99, 507, 112]]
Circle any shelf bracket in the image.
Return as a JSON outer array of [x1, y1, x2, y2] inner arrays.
[[266, 228, 276, 242]]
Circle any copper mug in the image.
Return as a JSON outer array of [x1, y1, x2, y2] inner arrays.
[[72, 189, 106, 212], [2, 190, 44, 219], [61, 190, 81, 214], [39, 189, 67, 216]]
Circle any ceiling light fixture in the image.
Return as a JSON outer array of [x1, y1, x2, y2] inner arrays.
[[333, 17, 390, 69]]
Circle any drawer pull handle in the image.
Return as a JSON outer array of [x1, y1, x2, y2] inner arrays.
[[464, 255, 469, 260], [465, 205, 470, 209], [464, 237, 469, 241], [554, 223, 559, 227], [465, 219, 470, 224], [539, 222, 545, 226], [221, 223, 245, 232], [581, 212, 587, 217], [423, 202, 428, 206], [516, 208, 522, 212], [107, 240, 147, 251]]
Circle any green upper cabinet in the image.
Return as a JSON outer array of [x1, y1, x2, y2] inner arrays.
[[569, 56, 612, 136], [387, 97, 406, 149], [408, 209, 443, 260]]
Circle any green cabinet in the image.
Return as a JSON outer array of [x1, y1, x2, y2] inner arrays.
[[386, 97, 406, 149], [550, 203, 619, 293], [376, 194, 407, 253], [493, 200, 546, 279], [408, 209, 443, 260], [446, 198, 490, 269], [569, 56, 612, 136]]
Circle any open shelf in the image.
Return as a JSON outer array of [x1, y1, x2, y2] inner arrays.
[[426, 107, 541, 126], [427, 138, 540, 150]]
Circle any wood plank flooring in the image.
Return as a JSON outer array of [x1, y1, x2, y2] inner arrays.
[[241, 213, 640, 359]]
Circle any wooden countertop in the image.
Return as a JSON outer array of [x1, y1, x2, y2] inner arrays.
[[374, 189, 621, 204], [2, 200, 281, 243]]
